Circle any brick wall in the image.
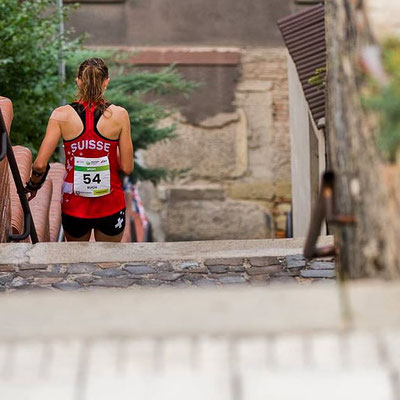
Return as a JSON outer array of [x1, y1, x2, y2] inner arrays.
[[0, 97, 12, 243]]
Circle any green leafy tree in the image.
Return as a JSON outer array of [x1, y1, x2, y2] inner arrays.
[[0, 0, 80, 152], [0, 0, 195, 184], [362, 38, 400, 162]]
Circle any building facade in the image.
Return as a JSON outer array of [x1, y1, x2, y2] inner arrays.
[[66, 0, 314, 241]]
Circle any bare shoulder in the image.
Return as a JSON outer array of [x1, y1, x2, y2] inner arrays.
[[109, 104, 129, 119], [50, 104, 74, 122]]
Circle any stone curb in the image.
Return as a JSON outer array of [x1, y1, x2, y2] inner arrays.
[[0, 253, 335, 292]]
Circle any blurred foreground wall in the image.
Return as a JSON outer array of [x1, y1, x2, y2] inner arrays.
[[325, 0, 400, 278]]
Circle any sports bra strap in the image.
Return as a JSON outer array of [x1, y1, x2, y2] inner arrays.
[[69, 102, 86, 127], [69, 101, 111, 133]]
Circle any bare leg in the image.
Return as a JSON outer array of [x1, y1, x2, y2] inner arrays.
[[65, 230, 92, 242], [94, 229, 123, 243]]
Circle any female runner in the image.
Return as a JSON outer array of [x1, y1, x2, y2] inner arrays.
[[25, 58, 134, 242]]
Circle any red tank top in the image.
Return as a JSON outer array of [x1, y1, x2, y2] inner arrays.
[[61, 101, 126, 218]]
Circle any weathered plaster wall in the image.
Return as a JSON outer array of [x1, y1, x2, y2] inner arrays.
[[65, 0, 293, 241], [66, 0, 293, 47], [141, 48, 291, 241]]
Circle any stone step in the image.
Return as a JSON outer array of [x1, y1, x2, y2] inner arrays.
[[0, 237, 335, 291], [0, 280, 399, 399]]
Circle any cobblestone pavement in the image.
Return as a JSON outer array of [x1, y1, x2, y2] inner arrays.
[[0, 254, 335, 292]]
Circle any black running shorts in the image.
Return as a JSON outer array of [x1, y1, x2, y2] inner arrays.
[[62, 208, 126, 238]]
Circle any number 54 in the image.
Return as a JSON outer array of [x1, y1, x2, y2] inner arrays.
[[83, 174, 101, 184]]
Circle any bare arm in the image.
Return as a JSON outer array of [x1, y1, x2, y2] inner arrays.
[[25, 115, 62, 200], [118, 108, 134, 175], [33, 117, 62, 171]]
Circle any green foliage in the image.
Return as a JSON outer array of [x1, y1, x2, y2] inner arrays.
[[308, 67, 326, 89], [66, 50, 196, 183], [0, 0, 81, 155], [0, 2, 196, 184], [362, 39, 400, 162]]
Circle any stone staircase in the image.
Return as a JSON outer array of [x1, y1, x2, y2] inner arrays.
[[1, 281, 400, 399], [0, 237, 335, 292]]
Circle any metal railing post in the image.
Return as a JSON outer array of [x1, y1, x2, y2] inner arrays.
[[0, 109, 38, 243], [303, 171, 355, 259]]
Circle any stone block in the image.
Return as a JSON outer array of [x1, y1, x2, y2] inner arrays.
[[34, 277, 64, 286], [123, 265, 156, 275], [143, 110, 247, 180], [90, 278, 135, 288], [134, 279, 162, 287], [154, 272, 183, 281], [248, 256, 280, 267], [162, 200, 271, 241], [155, 261, 173, 271], [217, 274, 247, 284], [183, 267, 209, 274], [0, 273, 14, 284], [237, 80, 273, 92], [310, 261, 335, 270], [67, 264, 97, 274], [93, 269, 129, 278], [247, 266, 283, 276], [18, 270, 65, 278], [74, 275, 94, 284], [53, 281, 82, 291], [168, 185, 225, 202], [193, 278, 218, 287], [275, 181, 292, 200], [96, 262, 121, 269], [241, 49, 288, 80], [301, 270, 336, 279], [0, 265, 16, 272], [285, 255, 306, 269], [179, 261, 200, 269], [10, 276, 32, 288], [236, 91, 273, 150], [204, 258, 244, 266], [225, 181, 275, 201], [19, 264, 47, 271], [208, 265, 229, 274]]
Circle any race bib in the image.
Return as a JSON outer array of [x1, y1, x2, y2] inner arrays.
[[74, 156, 111, 197]]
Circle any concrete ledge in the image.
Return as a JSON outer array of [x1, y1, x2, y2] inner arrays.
[[1, 280, 400, 340], [0, 285, 342, 339], [0, 236, 334, 265], [92, 46, 242, 65]]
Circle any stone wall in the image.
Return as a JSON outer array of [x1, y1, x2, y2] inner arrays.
[[141, 48, 291, 241], [65, 0, 293, 242]]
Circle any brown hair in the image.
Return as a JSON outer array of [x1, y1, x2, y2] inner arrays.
[[76, 58, 109, 112]]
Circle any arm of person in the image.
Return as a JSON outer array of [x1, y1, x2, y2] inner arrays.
[[25, 114, 62, 200], [118, 108, 134, 175]]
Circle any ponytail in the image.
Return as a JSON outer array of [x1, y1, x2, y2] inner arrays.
[[76, 58, 109, 113]]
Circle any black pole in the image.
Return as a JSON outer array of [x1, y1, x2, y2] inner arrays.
[[5, 129, 38, 243]]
